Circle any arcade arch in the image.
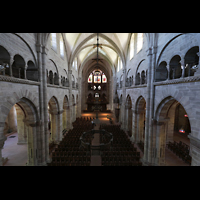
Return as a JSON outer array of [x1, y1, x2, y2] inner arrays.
[[125, 95, 132, 137], [1, 97, 39, 166], [48, 96, 60, 144], [154, 96, 191, 166]]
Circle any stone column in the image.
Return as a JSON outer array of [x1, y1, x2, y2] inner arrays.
[[77, 77, 81, 117], [9, 56, 13, 77], [24, 65, 27, 79], [180, 60, 185, 78], [36, 43, 47, 165], [130, 108, 137, 143], [42, 46, 50, 164], [195, 52, 200, 76], [121, 69, 127, 130], [68, 70, 73, 129], [154, 120, 167, 166], [142, 47, 153, 165], [0, 136, 6, 166], [166, 63, 170, 80], [57, 110, 63, 141], [7, 105, 17, 133], [142, 46, 157, 166]]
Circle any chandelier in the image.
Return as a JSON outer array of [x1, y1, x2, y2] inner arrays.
[[93, 33, 103, 68]]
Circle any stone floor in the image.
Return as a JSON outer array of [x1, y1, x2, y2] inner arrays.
[[89, 112, 111, 166], [2, 132, 28, 166]]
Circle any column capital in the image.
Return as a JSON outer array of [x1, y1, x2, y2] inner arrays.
[[42, 46, 49, 55], [147, 47, 153, 56], [36, 44, 43, 53]]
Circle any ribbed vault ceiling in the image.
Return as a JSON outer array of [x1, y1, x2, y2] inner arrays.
[[65, 33, 131, 69]]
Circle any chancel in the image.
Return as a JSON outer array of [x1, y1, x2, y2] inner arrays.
[[0, 33, 200, 166]]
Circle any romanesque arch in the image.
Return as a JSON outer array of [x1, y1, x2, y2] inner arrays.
[[48, 96, 60, 144], [154, 96, 191, 166], [1, 97, 40, 166], [135, 96, 146, 144], [63, 95, 70, 131], [125, 95, 132, 137]]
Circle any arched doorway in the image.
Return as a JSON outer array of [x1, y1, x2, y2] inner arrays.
[[155, 96, 191, 166], [118, 95, 123, 124], [135, 96, 146, 144], [48, 96, 60, 144], [169, 55, 182, 79], [71, 94, 76, 122], [0, 45, 10, 76], [63, 95, 70, 131], [75, 94, 78, 118], [125, 95, 132, 137], [1, 97, 39, 166], [12, 55, 26, 79], [184, 46, 199, 77]]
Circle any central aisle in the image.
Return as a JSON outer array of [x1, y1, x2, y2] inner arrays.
[[90, 123, 101, 166], [86, 112, 114, 166]]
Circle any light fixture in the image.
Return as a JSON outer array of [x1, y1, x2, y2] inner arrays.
[[0, 63, 9, 71]]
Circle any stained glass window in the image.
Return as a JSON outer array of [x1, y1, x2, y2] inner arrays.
[[102, 74, 107, 83], [94, 75, 101, 83], [88, 74, 92, 83]]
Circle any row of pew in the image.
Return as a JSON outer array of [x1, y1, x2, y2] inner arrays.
[[100, 124, 142, 166], [47, 118, 93, 166], [167, 141, 191, 165]]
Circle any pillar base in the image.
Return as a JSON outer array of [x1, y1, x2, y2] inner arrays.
[[188, 134, 200, 166]]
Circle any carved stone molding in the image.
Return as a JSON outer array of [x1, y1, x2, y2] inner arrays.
[[154, 75, 200, 86], [0, 75, 40, 86]]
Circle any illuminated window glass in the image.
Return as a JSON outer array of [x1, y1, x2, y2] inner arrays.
[[94, 71, 101, 76], [98, 85, 101, 90], [60, 36, 64, 57], [72, 57, 78, 70], [137, 33, 143, 53], [88, 74, 93, 83], [51, 33, 57, 50], [102, 74, 107, 83], [94, 75, 101, 83], [117, 57, 122, 72], [94, 86, 96, 90], [95, 93, 99, 98], [130, 33, 135, 60]]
